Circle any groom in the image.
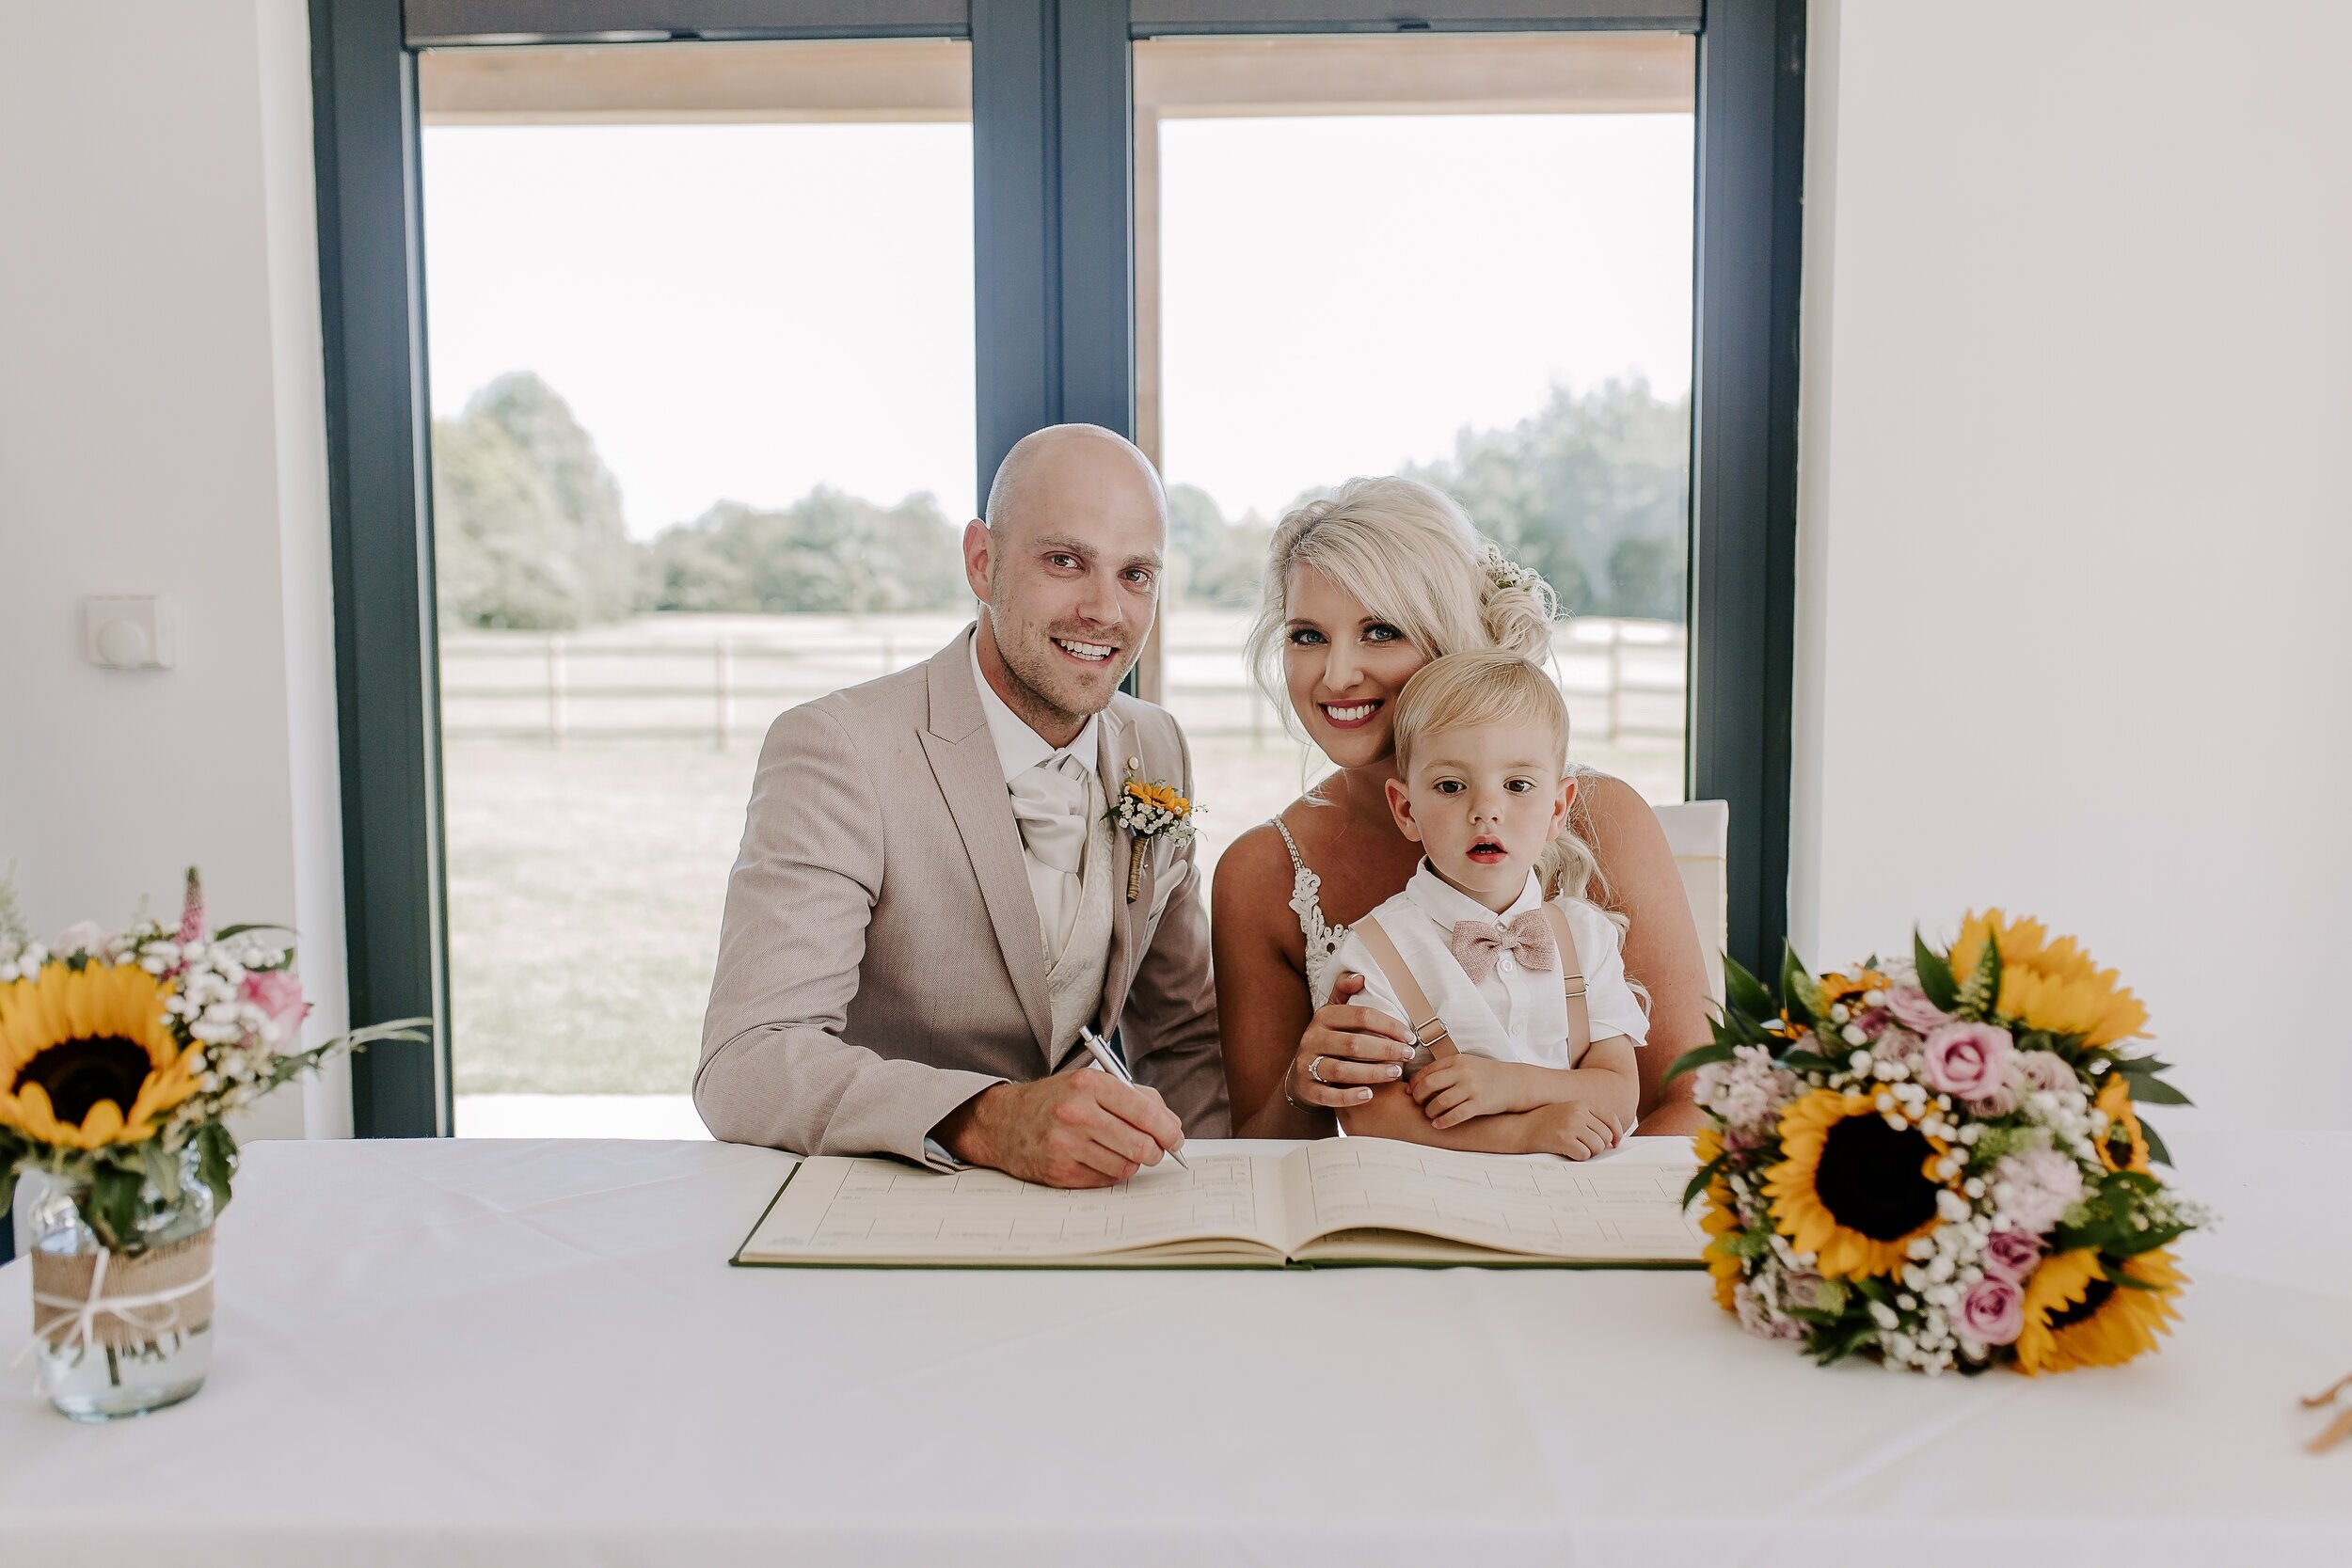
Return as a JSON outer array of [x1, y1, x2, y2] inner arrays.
[[696, 424, 1226, 1186]]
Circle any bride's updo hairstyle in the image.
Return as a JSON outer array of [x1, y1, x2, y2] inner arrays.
[[1243, 476, 1555, 696], [1245, 476, 1616, 912]]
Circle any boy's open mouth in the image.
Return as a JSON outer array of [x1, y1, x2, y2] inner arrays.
[[1466, 838, 1507, 864]]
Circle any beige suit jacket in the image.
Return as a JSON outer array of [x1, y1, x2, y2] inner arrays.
[[696, 628, 1228, 1165]]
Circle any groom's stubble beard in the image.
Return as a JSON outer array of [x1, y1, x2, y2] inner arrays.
[[981, 593, 1144, 737]]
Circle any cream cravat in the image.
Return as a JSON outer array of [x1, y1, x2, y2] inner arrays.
[[1008, 752, 1090, 958]]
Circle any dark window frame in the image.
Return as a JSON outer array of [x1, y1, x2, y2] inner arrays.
[[310, 0, 1801, 1137]]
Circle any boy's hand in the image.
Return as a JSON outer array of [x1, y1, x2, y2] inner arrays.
[[1540, 1102, 1625, 1161], [1408, 1053, 1529, 1128]]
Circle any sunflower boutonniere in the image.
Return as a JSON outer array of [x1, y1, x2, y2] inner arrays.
[[1107, 774, 1201, 901]]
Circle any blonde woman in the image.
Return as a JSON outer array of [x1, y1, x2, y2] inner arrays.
[[1212, 476, 1711, 1139]]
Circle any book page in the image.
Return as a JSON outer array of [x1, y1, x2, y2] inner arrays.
[[1289, 1138, 1706, 1263], [736, 1151, 1294, 1266]]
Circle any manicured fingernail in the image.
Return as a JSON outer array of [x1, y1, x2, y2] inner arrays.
[[1384, 1066, 1403, 1080], [1353, 1090, 1373, 1103]]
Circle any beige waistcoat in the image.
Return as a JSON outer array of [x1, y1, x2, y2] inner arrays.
[[1043, 787, 1115, 1069]]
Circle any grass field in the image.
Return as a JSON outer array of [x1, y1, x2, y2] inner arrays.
[[443, 728, 1681, 1096]]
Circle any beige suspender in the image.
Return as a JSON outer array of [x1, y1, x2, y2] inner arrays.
[[1544, 903, 1593, 1063], [1355, 904, 1592, 1064], [1353, 916, 1454, 1060]]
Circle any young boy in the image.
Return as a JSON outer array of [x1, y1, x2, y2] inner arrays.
[[1333, 651, 1646, 1160]]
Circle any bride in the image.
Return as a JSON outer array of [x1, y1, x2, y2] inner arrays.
[[1211, 477, 1712, 1139]]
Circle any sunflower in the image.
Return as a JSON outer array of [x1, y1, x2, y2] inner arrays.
[[1818, 968, 1892, 1005], [0, 962, 199, 1149], [2014, 1247, 2183, 1374], [1123, 780, 1188, 815], [1949, 910, 2148, 1047], [1763, 1090, 1949, 1279], [2093, 1073, 2150, 1174], [1693, 1127, 1743, 1312]]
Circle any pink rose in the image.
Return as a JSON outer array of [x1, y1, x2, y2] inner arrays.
[[1968, 1082, 2019, 1117], [1980, 1227, 2043, 1283], [2014, 1052, 2080, 1097], [1919, 1022, 2014, 1099], [1872, 1028, 1925, 1074], [241, 969, 309, 1048], [1956, 1276, 2025, 1346], [1885, 985, 1951, 1033]]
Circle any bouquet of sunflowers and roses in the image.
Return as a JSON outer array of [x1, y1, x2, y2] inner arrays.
[[1676, 911, 2208, 1376], [0, 865, 425, 1418]]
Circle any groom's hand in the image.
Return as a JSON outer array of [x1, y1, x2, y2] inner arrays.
[[933, 1075, 1186, 1188]]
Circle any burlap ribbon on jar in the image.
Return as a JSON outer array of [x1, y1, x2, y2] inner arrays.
[[30, 1229, 215, 1354]]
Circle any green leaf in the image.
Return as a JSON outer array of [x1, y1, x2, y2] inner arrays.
[[1810, 1320, 1880, 1367], [1958, 927, 2003, 1017], [1851, 1276, 1895, 1307], [87, 1163, 145, 1252], [2105, 1222, 2189, 1258], [1723, 954, 1776, 1024], [1666, 1042, 1735, 1083], [2046, 1223, 2105, 1255], [137, 1139, 183, 1209], [2139, 1118, 2173, 1168], [2122, 1074, 2190, 1107], [196, 1121, 239, 1212], [1682, 1154, 1728, 1211], [213, 922, 296, 942], [2114, 1053, 2174, 1077], [1913, 929, 1958, 1011], [1779, 942, 1817, 1026], [1778, 1050, 1841, 1074]]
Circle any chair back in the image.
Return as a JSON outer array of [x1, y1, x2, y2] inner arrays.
[[1651, 799, 1729, 1005]]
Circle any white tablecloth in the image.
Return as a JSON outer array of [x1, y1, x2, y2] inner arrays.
[[3, 1131, 2345, 1565]]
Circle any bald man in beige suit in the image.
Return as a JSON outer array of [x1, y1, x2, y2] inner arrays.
[[696, 425, 1226, 1187]]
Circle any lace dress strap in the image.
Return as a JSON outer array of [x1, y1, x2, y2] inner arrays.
[[1270, 816, 1349, 1008]]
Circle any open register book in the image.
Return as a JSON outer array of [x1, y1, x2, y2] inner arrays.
[[732, 1137, 1706, 1269]]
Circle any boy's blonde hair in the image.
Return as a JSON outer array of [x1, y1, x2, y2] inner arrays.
[[1391, 651, 1568, 781], [1246, 476, 1611, 911], [1391, 652, 1589, 903]]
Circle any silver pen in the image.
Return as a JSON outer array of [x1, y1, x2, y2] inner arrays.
[[1076, 1026, 1190, 1171]]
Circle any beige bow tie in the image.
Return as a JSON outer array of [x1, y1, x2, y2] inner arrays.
[[1450, 911, 1556, 983]]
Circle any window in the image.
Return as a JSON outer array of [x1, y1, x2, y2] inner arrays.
[[1135, 32, 1696, 879], [311, 0, 1801, 1137], [419, 40, 974, 1136]]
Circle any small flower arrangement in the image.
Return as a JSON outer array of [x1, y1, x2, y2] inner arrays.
[[0, 866, 425, 1249], [1676, 911, 2207, 1376], [1108, 777, 1200, 902]]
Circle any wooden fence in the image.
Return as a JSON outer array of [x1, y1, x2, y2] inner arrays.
[[438, 616, 1688, 748]]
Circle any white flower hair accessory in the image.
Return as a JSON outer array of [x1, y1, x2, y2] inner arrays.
[[1482, 540, 1544, 595]]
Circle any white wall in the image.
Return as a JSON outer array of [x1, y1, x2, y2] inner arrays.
[[0, 0, 349, 1138], [1790, 0, 2352, 1128], [7, 0, 2344, 1140]]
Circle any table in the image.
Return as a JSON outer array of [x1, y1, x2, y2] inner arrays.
[[3, 1132, 2345, 1565]]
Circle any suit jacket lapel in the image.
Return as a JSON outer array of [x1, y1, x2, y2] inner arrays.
[[920, 634, 1055, 1055], [1095, 708, 1141, 1037]]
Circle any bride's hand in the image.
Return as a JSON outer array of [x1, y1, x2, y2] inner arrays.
[[1288, 973, 1417, 1110]]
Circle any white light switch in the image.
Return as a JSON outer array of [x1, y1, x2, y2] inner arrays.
[[85, 595, 177, 671]]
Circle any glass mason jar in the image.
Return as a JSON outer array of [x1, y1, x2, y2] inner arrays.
[[22, 1146, 216, 1421]]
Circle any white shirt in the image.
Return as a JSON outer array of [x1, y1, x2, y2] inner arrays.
[[968, 631, 1101, 958], [1333, 863, 1649, 1069]]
